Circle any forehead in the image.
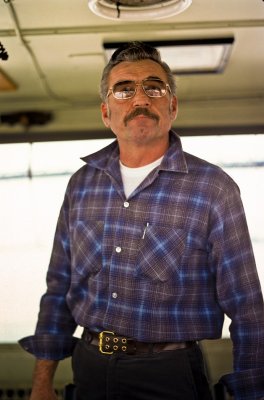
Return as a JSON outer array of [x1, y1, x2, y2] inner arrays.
[[108, 59, 167, 84]]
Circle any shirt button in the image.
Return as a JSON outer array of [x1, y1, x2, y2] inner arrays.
[[124, 201, 129, 208], [112, 292, 118, 299], [116, 246, 122, 253]]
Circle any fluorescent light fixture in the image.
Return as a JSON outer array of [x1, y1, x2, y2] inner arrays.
[[104, 38, 234, 74], [88, 0, 192, 21], [0, 68, 17, 91]]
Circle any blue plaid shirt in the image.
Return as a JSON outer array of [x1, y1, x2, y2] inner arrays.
[[20, 131, 264, 399]]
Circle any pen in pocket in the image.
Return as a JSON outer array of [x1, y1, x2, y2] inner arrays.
[[142, 222, 149, 239]]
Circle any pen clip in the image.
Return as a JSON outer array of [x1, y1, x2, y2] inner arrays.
[[142, 222, 149, 239]]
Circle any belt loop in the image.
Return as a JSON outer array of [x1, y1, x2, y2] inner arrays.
[[83, 328, 93, 344]]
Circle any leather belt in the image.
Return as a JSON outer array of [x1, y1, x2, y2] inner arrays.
[[82, 329, 195, 355]]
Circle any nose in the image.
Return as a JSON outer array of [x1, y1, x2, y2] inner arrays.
[[132, 84, 151, 107]]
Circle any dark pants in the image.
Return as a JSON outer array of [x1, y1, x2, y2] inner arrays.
[[72, 339, 213, 400]]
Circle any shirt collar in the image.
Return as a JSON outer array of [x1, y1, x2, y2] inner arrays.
[[81, 130, 188, 175], [159, 131, 188, 174]]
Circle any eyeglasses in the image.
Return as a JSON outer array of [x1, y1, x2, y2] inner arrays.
[[107, 78, 171, 100]]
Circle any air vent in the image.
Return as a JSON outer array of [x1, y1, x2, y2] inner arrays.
[[88, 0, 192, 20]]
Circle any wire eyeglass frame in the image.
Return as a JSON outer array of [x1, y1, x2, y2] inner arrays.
[[107, 78, 171, 100]]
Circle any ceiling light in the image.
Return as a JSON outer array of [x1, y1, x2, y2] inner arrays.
[[104, 38, 234, 74], [88, 0, 192, 21]]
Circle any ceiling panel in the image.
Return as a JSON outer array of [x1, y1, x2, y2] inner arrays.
[[0, 0, 263, 143]]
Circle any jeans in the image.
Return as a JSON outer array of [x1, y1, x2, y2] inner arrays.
[[72, 339, 213, 400]]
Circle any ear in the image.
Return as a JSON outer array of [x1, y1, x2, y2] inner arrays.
[[101, 102, 110, 128], [170, 96, 178, 121]]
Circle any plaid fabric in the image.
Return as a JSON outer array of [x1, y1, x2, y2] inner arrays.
[[19, 131, 264, 399]]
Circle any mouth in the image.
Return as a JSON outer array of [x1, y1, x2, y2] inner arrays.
[[133, 114, 149, 119]]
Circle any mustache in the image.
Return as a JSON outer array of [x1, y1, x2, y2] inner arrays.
[[124, 107, 159, 126]]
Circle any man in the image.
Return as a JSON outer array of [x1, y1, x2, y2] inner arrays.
[[20, 41, 264, 400]]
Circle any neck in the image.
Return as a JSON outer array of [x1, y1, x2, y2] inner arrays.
[[119, 138, 169, 168]]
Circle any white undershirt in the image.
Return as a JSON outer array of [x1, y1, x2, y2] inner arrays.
[[119, 156, 163, 198]]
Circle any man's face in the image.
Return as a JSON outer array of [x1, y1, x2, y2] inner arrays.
[[101, 59, 178, 148]]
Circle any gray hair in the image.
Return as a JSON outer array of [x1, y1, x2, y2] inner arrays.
[[100, 41, 177, 101]]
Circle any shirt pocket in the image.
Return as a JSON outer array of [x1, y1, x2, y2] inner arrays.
[[180, 233, 210, 282], [71, 220, 104, 276], [134, 225, 186, 283]]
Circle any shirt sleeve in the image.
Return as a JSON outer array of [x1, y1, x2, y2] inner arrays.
[[19, 181, 78, 360], [209, 177, 264, 400], [18, 334, 79, 360]]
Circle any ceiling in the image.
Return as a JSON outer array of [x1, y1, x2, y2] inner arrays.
[[0, 0, 263, 144]]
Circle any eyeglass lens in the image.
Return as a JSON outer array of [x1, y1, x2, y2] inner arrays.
[[112, 79, 168, 99]]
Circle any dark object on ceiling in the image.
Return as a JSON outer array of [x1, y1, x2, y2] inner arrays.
[[0, 42, 8, 61], [0, 111, 53, 127]]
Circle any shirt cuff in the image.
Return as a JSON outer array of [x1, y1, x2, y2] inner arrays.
[[18, 334, 79, 360], [221, 368, 264, 400]]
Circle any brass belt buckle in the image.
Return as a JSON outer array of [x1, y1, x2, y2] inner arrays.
[[99, 330, 115, 354]]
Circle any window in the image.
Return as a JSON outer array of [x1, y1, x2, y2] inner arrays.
[[0, 135, 263, 342]]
